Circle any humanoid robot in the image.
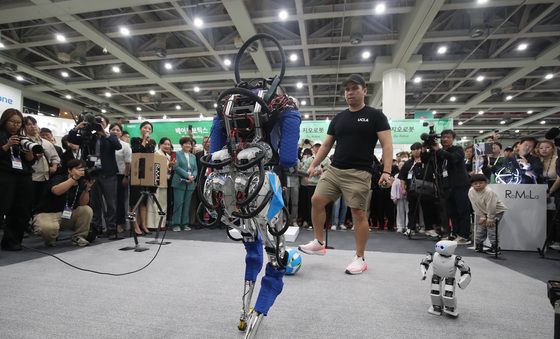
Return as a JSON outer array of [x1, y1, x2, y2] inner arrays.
[[196, 34, 300, 338], [420, 240, 472, 317]]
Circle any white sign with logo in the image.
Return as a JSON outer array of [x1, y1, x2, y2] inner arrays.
[[0, 83, 22, 113], [489, 184, 547, 251], [25, 115, 75, 145]]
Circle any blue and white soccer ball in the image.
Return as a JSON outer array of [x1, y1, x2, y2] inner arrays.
[[285, 248, 302, 275]]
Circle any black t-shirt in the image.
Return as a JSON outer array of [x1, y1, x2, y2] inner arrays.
[[36, 175, 85, 213], [328, 106, 390, 172]]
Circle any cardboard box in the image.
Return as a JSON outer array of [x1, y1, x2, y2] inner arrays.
[[131, 152, 168, 187]]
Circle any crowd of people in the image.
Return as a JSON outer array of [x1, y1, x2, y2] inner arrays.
[[0, 105, 558, 254]]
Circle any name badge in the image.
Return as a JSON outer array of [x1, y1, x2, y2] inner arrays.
[[11, 154, 23, 170], [442, 170, 448, 178], [407, 172, 413, 180], [61, 206, 73, 220]]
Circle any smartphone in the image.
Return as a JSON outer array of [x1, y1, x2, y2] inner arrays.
[[171, 151, 177, 162]]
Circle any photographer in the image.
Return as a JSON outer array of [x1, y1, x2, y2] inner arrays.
[[0, 109, 36, 251], [68, 114, 122, 237], [32, 159, 93, 247], [422, 129, 472, 244]]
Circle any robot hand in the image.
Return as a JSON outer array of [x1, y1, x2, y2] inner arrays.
[[458, 273, 471, 289]]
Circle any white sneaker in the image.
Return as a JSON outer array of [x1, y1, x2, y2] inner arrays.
[[396, 228, 404, 233], [298, 239, 326, 256], [183, 226, 192, 231], [330, 225, 337, 231], [345, 256, 368, 275], [339, 224, 347, 230], [550, 242, 560, 250], [172, 226, 181, 232], [425, 230, 439, 237], [455, 236, 472, 245]]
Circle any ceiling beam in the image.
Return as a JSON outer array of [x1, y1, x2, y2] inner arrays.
[[480, 105, 560, 139]]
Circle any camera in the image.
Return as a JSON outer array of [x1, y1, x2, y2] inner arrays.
[[420, 122, 439, 148], [77, 112, 104, 134], [84, 166, 103, 180], [18, 137, 43, 154]]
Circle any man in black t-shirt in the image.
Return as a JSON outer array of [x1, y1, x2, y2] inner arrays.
[[33, 159, 94, 247], [298, 74, 394, 275]]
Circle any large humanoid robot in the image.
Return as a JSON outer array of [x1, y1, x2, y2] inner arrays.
[[420, 240, 472, 317], [196, 34, 300, 338]]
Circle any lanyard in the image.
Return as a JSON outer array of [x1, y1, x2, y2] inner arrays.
[[66, 184, 81, 209], [492, 156, 501, 166]]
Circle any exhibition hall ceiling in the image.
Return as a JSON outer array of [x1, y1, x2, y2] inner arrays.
[[0, 0, 559, 139]]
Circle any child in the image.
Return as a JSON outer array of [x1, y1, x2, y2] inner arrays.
[[467, 174, 508, 254]]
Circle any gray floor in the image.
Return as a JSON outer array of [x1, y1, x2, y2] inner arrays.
[[0, 229, 557, 338]]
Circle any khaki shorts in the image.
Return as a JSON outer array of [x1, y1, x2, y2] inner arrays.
[[315, 166, 372, 210]]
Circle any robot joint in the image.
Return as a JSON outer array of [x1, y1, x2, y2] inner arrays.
[[445, 277, 455, 285]]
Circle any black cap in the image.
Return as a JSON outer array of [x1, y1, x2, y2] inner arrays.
[[470, 174, 488, 183], [410, 142, 422, 150], [342, 74, 366, 88]]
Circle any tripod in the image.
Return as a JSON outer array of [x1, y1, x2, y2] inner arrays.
[[120, 188, 169, 252]]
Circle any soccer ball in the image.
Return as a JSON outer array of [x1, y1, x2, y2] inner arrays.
[[285, 248, 302, 275]]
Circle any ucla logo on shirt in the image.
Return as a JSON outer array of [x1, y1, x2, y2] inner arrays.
[[357, 118, 369, 122]]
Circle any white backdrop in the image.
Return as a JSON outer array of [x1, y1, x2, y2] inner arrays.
[[0, 83, 22, 113], [488, 184, 547, 251]]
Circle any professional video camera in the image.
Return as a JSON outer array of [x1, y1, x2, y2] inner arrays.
[[420, 122, 440, 148], [545, 127, 560, 147], [17, 137, 43, 154], [76, 112, 104, 134]]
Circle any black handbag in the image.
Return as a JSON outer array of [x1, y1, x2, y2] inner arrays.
[[409, 178, 436, 197]]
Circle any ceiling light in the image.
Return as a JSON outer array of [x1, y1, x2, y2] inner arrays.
[[105, 92, 112, 98], [101, 109, 107, 113], [149, 89, 156, 96], [437, 46, 447, 54], [112, 65, 121, 73], [515, 129, 520, 133], [278, 10, 288, 21], [213, 103, 218, 108], [301, 99, 307, 106], [175, 105, 181, 110], [505, 95, 513, 101], [65, 94, 72, 100], [413, 76, 422, 83], [296, 82, 303, 89], [361, 51, 371, 59], [193, 17, 204, 28], [476, 75, 485, 82], [163, 115, 167, 119], [527, 110, 533, 114], [289, 53, 298, 62], [479, 130, 484, 133], [541, 120, 546, 124], [477, 0, 488, 4], [119, 26, 130, 36], [224, 58, 231, 66], [449, 96, 456, 102], [517, 43, 528, 51], [500, 120, 506, 125], [164, 62, 172, 70], [304, 114, 310, 119], [374, 3, 386, 14], [15, 75, 23, 81], [545, 73, 554, 80], [432, 110, 437, 114], [194, 86, 200, 92], [478, 110, 484, 115], [458, 121, 463, 125], [61, 71, 69, 78], [136, 107, 142, 112], [55, 33, 66, 42], [0, 42, 4, 48]]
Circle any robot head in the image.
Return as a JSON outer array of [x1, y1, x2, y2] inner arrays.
[[434, 240, 457, 257]]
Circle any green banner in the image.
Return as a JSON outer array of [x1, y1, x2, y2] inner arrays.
[[124, 118, 452, 146]]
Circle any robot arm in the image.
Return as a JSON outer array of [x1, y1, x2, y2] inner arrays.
[[455, 256, 472, 289], [420, 253, 433, 280]]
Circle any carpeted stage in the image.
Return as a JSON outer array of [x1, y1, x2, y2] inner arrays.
[[0, 230, 555, 338]]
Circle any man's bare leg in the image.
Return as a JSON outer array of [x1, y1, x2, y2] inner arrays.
[[351, 208, 369, 257], [311, 194, 331, 242]]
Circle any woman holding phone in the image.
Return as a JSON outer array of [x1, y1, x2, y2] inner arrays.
[[171, 136, 197, 231]]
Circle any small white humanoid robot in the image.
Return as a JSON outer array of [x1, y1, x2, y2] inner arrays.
[[420, 240, 472, 317]]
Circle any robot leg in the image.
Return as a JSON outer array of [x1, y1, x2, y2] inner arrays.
[[442, 277, 458, 317], [239, 236, 263, 331], [429, 275, 443, 315]]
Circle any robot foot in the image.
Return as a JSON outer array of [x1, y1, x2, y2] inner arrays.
[[244, 311, 264, 339], [444, 307, 459, 317], [428, 305, 442, 316]]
